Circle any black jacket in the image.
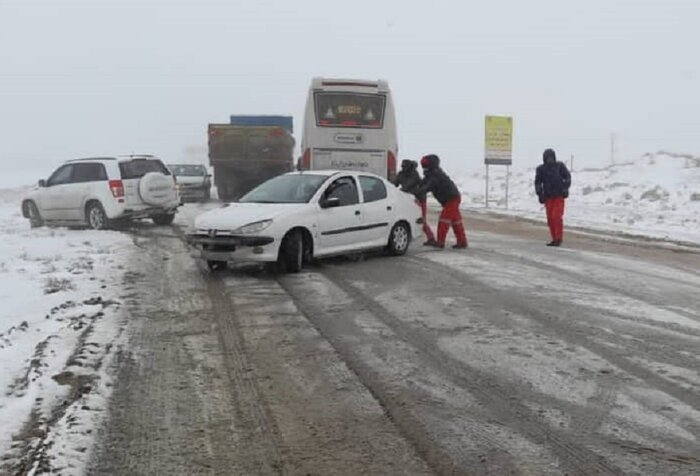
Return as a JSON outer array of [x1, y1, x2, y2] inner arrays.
[[416, 167, 460, 205], [535, 161, 571, 200], [392, 168, 423, 199]]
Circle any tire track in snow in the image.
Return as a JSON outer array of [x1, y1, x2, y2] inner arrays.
[[409, 254, 700, 436], [281, 264, 623, 476]]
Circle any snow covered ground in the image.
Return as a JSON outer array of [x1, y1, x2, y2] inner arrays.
[[0, 188, 133, 474], [456, 152, 700, 245]]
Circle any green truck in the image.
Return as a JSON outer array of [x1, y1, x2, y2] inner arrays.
[[207, 116, 295, 201]]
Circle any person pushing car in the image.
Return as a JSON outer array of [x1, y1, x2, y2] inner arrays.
[[392, 159, 436, 244], [415, 154, 468, 249]]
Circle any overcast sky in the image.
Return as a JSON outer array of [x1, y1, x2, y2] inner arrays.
[[1, 0, 699, 185]]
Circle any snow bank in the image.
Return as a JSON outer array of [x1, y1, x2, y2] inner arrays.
[[0, 188, 133, 474]]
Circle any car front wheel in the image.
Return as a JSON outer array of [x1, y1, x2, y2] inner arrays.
[[387, 222, 410, 256], [279, 230, 303, 273], [26, 201, 44, 228]]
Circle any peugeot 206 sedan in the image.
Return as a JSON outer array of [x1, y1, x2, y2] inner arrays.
[[186, 170, 422, 272]]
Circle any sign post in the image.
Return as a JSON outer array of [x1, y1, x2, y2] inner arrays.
[[484, 115, 513, 208]]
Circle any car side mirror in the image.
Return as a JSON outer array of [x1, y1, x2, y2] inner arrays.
[[38, 179, 46, 187], [320, 197, 341, 209]]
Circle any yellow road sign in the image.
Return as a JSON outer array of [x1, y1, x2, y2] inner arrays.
[[485, 115, 513, 165]]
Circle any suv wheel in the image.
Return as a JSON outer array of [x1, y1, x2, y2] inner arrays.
[[152, 213, 175, 226], [26, 201, 44, 228], [86, 202, 109, 230]]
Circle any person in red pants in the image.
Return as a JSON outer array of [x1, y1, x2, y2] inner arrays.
[[392, 159, 435, 244], [535, 148, 571, 246], [416, 154, 468, 249]]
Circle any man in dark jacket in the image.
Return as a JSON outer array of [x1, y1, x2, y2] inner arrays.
[[415, 154, 468, 249], [534, 148, 571, 246], [392, 160, 435, 243]]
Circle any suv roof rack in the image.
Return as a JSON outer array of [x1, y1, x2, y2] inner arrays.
[[66, 157, 116, 162]]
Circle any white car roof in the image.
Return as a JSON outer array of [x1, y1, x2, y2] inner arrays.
[[65, 155, 162, 164], [286, 170, 384, 179]]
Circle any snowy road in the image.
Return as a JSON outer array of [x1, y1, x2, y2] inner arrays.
[[84, 205, 700, 475]]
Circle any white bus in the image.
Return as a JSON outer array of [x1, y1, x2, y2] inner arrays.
[[300, 78, 398, 179]]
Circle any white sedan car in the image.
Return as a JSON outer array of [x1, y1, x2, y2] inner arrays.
[[187, 170, 422, 272]]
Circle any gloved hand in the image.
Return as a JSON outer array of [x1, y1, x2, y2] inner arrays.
[[538, 195, 545, 204], [562, 190, 569, 199]]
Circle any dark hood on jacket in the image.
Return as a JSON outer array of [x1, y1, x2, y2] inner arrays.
[[543, 148, 556, 165], [420, 154, 440, 171], [400, 159, 418, 171]]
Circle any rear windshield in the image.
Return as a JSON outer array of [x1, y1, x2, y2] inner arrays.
[[314, 92, 386, 129], [119, 159, 170, 179]]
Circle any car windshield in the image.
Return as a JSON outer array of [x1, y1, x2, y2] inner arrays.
[[169, 164, 206, 176], [240, 174, 328, 204]]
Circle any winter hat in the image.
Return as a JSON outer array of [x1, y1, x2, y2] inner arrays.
[[400, 159, 414, 170], [543, 148, 556, 163], [420, 154, 440, 170]]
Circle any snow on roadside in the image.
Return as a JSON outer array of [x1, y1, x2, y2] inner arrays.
[[455, 152, 700, 245], [0, 188, 133, 475]]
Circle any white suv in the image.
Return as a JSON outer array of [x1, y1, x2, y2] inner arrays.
[[22, 155, 180, 229]]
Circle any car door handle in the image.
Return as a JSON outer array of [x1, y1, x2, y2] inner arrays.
[[355, 210, 361, 216]]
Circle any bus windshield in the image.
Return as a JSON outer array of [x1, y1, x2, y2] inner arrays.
[[314, 92, 386, 129]]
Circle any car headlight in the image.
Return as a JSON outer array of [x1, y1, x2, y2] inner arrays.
[[233, 219, 273, 234]]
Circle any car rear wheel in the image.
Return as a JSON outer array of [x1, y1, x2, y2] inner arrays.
[[152, 213, 175, 226], [280, 230, 303, 273], [387, 222, 410, 256], [86, 202, 109, 230], [26, 201, 44, 228]]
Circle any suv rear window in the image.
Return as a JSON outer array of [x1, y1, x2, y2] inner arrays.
[[119, 159, 170, 179]]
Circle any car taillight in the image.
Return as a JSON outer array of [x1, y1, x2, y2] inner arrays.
[[387, 150, 397, 179], [109, 179, 124, 198], [301, 148, 311, 170]]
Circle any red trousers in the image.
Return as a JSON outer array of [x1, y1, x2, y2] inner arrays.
[[417, 200, 435, 241], [545, 196, 565, 241], [437, 197, 467, 246]]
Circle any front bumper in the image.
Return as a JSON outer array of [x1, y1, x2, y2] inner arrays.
[[186, 233, 277, 262], [178, 186, 209, 201]]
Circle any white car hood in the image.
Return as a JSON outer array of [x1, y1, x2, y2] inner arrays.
[[194, 202, 306, 231], [176, 176, 206, 185]]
